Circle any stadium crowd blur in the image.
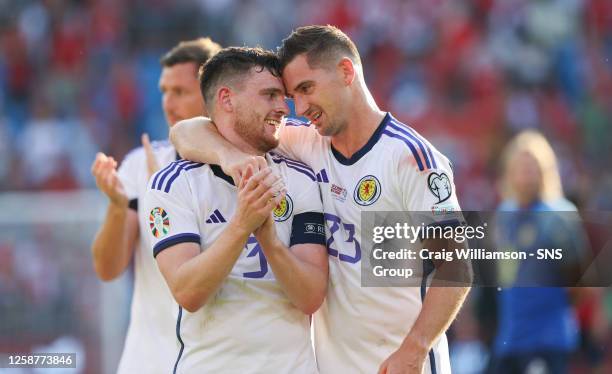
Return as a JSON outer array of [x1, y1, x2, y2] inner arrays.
[[1, 0, 610, 372]]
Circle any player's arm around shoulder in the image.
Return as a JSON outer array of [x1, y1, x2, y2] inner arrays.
[[274, 118, 321, 164], [170, 116, 267, 185], [254, 163, 328, 314], [90, 151, 141, 281]]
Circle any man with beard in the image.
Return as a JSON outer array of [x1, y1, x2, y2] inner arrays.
[[171, 26, 472, 374], [143, 47, 328, 373], [90, 37, 220, 374]]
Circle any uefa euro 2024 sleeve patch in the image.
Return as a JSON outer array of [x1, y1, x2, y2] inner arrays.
[[353, 175, 381, 206], [428, 172, 452, 203], [273, 194, 293, 222], [149, 207, 170, 238]]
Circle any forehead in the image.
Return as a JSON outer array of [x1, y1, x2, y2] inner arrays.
[[241, 67, 284, 91], [282, 54, 320, 90], [159, 62, 198, 85]]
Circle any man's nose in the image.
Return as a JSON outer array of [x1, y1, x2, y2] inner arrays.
[[293, 96, 309, 117]]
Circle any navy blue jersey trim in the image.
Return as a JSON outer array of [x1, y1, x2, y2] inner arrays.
[[173, 306, 185, 374], [389, 117, 438, 168], [151, 162, 177, 190], [128, 198, 138, 212], [425, 143, 437, 169], [150, 160, 204, 192], [401, 122, 438, 169], [285, 118, 309, 127], [316, 169, 329, 183], [429, 349, 437, 374], [388, 120, 434, 168], [388, 121, 433, 169], [382, 130, 426, 171], [290, 212, 326, 247], [269, 152, 316, 176], [282, 157, 313, 173], [210, 164, 235, 186], [269, 151, 312, 170], [153, 233, 201, 258], [164, 162, 204, 192], [286, 164, 316, 181], [156, 160, 190, 190], [270, 158, 316, 181], [421, 259, 437, 374], [331, 113, 390, 166]]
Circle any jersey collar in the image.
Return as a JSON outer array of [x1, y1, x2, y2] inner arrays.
[[210, 164, 235, 186], [209, 152, 274, 187], [331, 112, 391, 166]]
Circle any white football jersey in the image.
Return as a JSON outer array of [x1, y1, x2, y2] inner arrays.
[[276, 113, 462, 374], [115, 140, 179, 374], [143, 152, 326, 373]]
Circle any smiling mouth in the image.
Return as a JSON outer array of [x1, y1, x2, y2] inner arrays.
[[308, 111, 322, 124], [265, 118, 281, 128]]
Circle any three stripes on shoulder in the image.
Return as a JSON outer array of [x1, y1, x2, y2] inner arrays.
[[150, 160, 204, 193]]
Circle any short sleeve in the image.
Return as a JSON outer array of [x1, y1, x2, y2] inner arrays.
[[288, 173, 325, 247], [399, 150, 464, 227], [143, 168, 200, 258], [117, 148, 142, 201]]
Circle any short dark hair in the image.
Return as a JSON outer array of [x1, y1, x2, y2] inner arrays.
[[199, 46, 281, 112], [160, 37, 222, 72], [277, 25, 361, 71]]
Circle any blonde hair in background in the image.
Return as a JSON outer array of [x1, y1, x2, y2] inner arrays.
[[500, 130, 564, 202]]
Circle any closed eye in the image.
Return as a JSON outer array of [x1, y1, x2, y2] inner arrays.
[[297, 83, 313, 94], [299, 84, 313, 94], [260, 88, 284, 100]]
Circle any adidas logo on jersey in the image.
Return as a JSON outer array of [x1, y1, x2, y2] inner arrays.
[[316, 169, 329, 183], [205, 209, 226, 223]]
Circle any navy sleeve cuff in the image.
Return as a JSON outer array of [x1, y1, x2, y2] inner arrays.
[[128, 198, 138, 211], [153, 233, 201, 258], [290, 212, 326, 247]]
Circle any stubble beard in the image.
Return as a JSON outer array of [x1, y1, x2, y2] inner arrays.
[[234, 109, 278, 153], [321, 116, 347, 137]]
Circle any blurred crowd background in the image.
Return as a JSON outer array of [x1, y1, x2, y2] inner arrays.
[[0, 0, 611, 373]]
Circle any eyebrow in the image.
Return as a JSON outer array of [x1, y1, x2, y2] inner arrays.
[[259, 87, 285, 96], [292, 80, 313, 93]]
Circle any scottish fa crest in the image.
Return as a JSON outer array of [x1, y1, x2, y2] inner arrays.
[[353, 175, 381, 206], [273, 194, 293, 222], [428, 172, 452, 203]]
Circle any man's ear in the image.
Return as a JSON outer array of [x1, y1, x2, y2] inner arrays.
[[217, 86, 233, 112], [338, 57, 356, 86]]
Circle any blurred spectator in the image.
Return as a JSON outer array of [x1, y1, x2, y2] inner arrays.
[[490, 130, 596, 374]]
